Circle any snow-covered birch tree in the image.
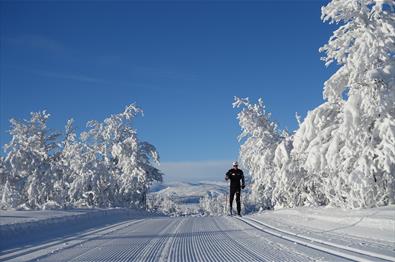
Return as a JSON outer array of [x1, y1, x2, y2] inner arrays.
[[1, 103, 163, 210], [1, 112, 61, 209], [233, 97, 284, 208], [298, 0, 395, 208], [66, 104, 163, 208], [234, 0, 395, 209]]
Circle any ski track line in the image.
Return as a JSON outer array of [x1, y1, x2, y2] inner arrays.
[[212, 217, 266, 261], [229, 216, 340, 262], [169, 217, 230, 262], [134, 218, 180, 261], [159, 217, 186, 262], [66, 218, 158, 262], [246, 216, 395, 261], [175, 218, 197, 261], [219, 217, 309, 262], [0, 218, 132, 257], [195, 217, 233, 262], [0, 218, 145, 262], [167, 217, 210, 261], [199, 217, 232, 262], [168, 216, 295, 262], [257, 216, 395, 253], [36, 218, 146, 262], [102, 220, 154, 262], [68, 217, 176, 262], [238, 217, 395, 262]]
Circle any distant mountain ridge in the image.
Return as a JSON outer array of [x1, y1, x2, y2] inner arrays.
[[147, 181, 228, 215]]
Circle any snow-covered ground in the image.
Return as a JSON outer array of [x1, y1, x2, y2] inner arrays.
[[149, 181, 228, 198], [252, 206, 395, 242], [1, 206, 394, 261], [0, 208, 159, 252], [248, 206, 395, 261], [147, 181, 228, 215]]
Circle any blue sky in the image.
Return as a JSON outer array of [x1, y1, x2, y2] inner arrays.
[[0, 1, 336, 181]]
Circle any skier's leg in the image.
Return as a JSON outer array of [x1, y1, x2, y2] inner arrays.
[[229, 188, 235, 215], [236, 190, 241, 215]]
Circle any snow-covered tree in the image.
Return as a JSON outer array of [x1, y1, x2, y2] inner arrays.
[[1, 111, 61, 209], [297, 0, 395, 208], [146, 192, 181, 216], [79, 104, 163, 208], [233, 97, 284, 208], [1, 103, 163, 210], [235, 0, 395, 209], [0, 156, 10, 209], [199, 191, 228, 216]]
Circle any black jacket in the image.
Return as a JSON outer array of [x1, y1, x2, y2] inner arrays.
[[225, 168, 245, 188]]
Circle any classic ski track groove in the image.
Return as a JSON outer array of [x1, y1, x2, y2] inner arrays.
[[2, 216, 393, 262], [0, 218, 145, 262], [259, 216, 395, 253], [168, 217, 313, 262], [67, 218, 157, 261], [134, 218, 180, 261], [68, 218, 179, 261], [238, 217, 395, 262], [219, 217, 310, 262]]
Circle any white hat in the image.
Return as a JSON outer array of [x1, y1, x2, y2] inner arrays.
[[232, 161, 238, 166]]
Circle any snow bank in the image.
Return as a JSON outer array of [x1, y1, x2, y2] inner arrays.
[[252, 205, 395, 243], [0, 208, 156, 251]]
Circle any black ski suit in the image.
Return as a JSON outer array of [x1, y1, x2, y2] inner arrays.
[[225, 168, 245, 215]]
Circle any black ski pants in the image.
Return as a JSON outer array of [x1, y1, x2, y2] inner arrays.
[[229, 187, 241, 215]]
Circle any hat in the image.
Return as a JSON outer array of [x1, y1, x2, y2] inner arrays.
[[232, 161, 238, 166]]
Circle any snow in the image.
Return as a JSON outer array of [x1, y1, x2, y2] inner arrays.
[[150, 181, 228, 196], [1, 206, 394, 261], [0, 208, 159, 251], [0, 0, 394, 259], [0, 103, 162, 210], [248, 205, 395, 261], [233, 0, 395, 210], [147, 181, 228, 216], [253, 205, 395, 243]]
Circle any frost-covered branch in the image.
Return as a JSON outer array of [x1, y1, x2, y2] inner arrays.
[[1, 104, 163, 210]]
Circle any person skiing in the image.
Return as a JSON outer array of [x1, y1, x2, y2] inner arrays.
[[225, 161, 245, 216]]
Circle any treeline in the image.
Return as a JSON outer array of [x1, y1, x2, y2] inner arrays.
[[0, 104, 163, 210]]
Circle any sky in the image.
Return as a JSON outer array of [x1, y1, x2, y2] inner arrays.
[[0, 0, 337, 182]]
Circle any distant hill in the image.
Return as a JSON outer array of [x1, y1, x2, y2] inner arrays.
[[149, 181, 228, 201], [147, 181, 228, 215]]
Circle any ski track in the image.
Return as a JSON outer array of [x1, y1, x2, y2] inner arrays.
[[251, 215, 395, 257], [0, 218, 145, 262], [238, 217, 395, 262], [215, 217, 310, 262], [2, 216, 393, 262]]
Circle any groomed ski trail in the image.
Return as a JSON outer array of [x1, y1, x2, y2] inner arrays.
[[1, 216, 392, 262], [237, 217, 395, 262]]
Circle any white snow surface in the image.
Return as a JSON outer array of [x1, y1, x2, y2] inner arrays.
[[150, 181, 228, 195], [0, 208, 158, 252], [1, 206, 394, 261], [252, 205, 395, 243], [147, 181, 228, 216]]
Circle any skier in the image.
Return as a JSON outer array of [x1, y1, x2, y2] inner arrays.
[[225, 161, 245, 216]]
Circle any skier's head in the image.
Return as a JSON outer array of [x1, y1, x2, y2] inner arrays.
[[232, 161, 238, 168]]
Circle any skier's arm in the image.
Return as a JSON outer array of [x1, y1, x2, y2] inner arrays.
[[241, 171, 245, 189], [225, 170, 230, 181]]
